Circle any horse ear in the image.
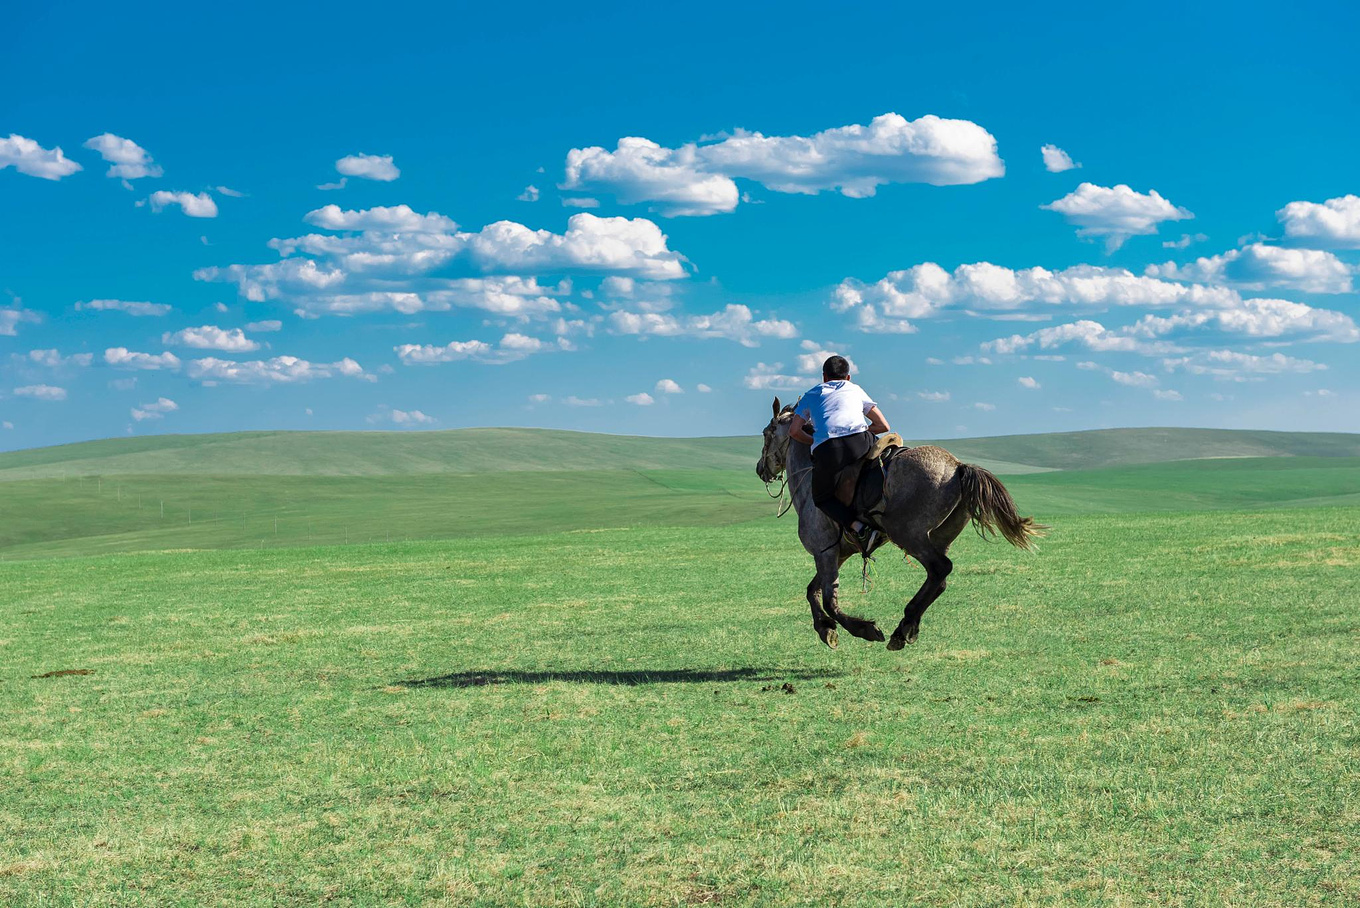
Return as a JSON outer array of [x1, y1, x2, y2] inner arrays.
[[772, 396, 781, 417]]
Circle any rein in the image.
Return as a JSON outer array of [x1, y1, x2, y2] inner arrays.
[[765, 465, 811, 519]]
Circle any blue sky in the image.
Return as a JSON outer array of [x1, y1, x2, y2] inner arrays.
[[3, 1, 1358, 451]]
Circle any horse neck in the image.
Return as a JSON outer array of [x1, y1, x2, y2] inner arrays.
[[785, 439, 814, 507]]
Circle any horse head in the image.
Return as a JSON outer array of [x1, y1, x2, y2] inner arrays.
[[756, 396, 795, 483]]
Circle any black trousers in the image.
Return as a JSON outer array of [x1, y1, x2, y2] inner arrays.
[[811, 430, 874, 529]]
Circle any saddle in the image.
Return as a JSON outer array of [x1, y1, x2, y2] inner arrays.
[[834, 432, 906, 528]]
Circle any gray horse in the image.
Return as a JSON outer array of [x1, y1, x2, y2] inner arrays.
[[756, 397, 1043, 650]]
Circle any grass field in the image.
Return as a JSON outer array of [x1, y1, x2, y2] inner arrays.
[[2, 428, 1358, 905]]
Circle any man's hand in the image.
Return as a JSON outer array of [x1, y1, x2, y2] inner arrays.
[[866, 405, 891, 435], [788, 413, 815, 445]]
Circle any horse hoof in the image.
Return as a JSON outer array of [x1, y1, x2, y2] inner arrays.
[[820, 626, 838, 649], [886, 635, 905, 651], [869, 625, 886, 643]]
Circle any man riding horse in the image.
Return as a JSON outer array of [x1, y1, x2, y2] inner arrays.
[[788, 355, 892, 553]]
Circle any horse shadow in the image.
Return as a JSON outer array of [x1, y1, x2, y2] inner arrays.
[[395, 667, 843, 689]]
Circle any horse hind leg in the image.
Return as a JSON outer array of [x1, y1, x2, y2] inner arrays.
[[887, 549, 953, 651]]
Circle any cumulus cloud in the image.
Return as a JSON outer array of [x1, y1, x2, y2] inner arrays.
[[394, 332, 571, 365], [1040, 144, 1079, 172], [696, 383, 712, 393], [795, 341, 856, 376], [562, 113, 1004, 215], [27, 349, 93, 367], [1017, 376, 1040, 389], [367, 406, 435, 426], [625, 392, 655, 406], [918, 390, 951, 402], [1163, 233, 1209, 249], [518, 185, 540, 202], [608, 303, 795, 347], [162, 325, 260, 352], [1276, 194, 1360, 249], [199, 210, 687, 317], [14, 384, 67, 400], [1041, 183, 1193, 250], [148, 190, 218, 218], [188, 355, 370, 384], [655, 378, 683, 394], [76, 299, 172, 316], [105, 348, 182, 370], [1162, 350, 1327, 379], [131, 397, 178, 421], [0, 134, 82, 180], [1, 307, 40, 336], [832, 261, 1233, 333], [527, 393, 551, 404], [1146, 243, 1353, 293], [1153, 390, 1183, 401], [244, 320, 282, 332], [335, 153, 400, 182], [563, 396, 602, 407], [83, 133, 162, 181], [742, 362, 807, 391]]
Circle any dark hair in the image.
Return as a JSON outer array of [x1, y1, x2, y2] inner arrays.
[[822, 355, 850, 381]]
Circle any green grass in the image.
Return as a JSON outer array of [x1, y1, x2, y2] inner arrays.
[[2, 427, 1357, 904], [2, 509, 1356, 905]]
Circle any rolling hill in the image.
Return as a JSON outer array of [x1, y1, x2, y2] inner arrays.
[[1, 426, 1357, 560]]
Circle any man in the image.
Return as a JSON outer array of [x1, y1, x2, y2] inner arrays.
[[788, 355, 892, 549]]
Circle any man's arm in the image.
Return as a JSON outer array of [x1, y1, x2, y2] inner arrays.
[[865, 405, 891, 435], [788, 413, 815, 445]]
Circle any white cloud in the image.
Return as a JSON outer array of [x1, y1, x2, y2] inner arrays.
[[696, 383, 712, 393], [917, 390, 951, 402], [973, 402, 996, 411], [564, 138, 739, 216], [1130, 298, 1359, 343], [1153, 390, 1183, 401], [832, 261, 1232, 333], [795, 341, 856, 376], [563, 113, 1004, 215], [216, 186, 245, 198], [742, 362, 808, 391], [105, 348, 182, 370], [1040, 144, 1078, 173], [563, 396, 601, 407], [1109, 369, 1159, 388], [1146, 243, 1353, 293], [244, 320, 282, 332], [76, 299, 172, 316], [655, 378, 683, 394], [149, 190, 218, 218], [625, 392, 655, 406], [1276, 194, 1360, 249], [14, 384, 67, 400], [303, 203, 456, 233], [1163, 233, 1209, 249], [518, 185, 540, 202], [466, 214, 686, 279], [162, 325, 260, 352], [187, 355, 370, 384], [0, 134, 82, 180], [130, 397, 178, 421], [394, 332, 569, 366], [317, 177, 348, 191], [393, 339, 494, 364], [27, 349, 93, 367], [83, 133, 162, 181], [608, 303, 795, 347], [1041, 183, 1193, 250], [367, 406, 435, 426], [335, 153, 399, 182], [1, 307, 39, 336], [2, 421, 11, 429], [1162, 350, 1327, 379], [562, 197, 600, 208], [527, 393, 551, 404], [1017, 376, 1040, 389]]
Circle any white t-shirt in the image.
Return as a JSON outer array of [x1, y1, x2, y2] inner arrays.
[[794, 380, 877, 450]]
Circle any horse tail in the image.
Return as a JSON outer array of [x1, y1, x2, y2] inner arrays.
[[956, 463, 1047, 551]]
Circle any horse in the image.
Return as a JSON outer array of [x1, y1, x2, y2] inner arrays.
[[755, 397, 1044, 650]]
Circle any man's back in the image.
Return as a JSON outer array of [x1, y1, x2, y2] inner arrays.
[[795, 380, 876, 450]]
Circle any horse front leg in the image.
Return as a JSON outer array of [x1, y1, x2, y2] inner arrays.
[[806, 575, 837, 649], [816, 550, 886, 644]]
